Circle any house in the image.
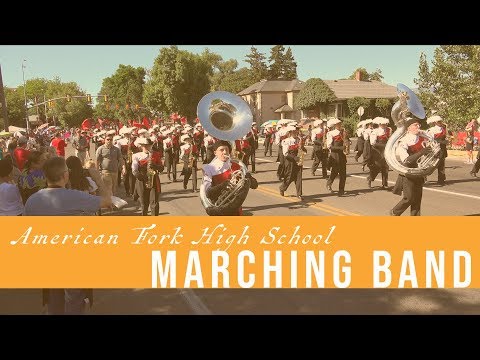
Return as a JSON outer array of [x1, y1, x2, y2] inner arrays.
[[238, 72, 398, 126], [238, 79, 304, 123]]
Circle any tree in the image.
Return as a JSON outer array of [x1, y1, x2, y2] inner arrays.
[[143, 46, 211, 120], [370, 69, 384, 82], [245, 46, 268, 83], [94, 64, 146, 123], [3, 78, 92, 129], [348, 67, 384, 81], [347, 97, 372, 119], [295, 78, 336, 115], [268, 45, 286, 80], [214, 67, 253, 94], [375, 98, 393, 117], [210, 59, 239, 91], [414, 46, 480, 131], [283, 47, 298, 80]]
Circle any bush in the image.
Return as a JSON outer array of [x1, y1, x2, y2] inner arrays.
[[340, 116, 357, 138]]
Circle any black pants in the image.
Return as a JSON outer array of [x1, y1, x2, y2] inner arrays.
[[127, 164, 136, 197], [280, 160, 303, 196], [472, 154, 480, 174], [165, 150, 176, 180], [391, 175, 424, 216], [437, 156, 446, 183], [250, 147, 256, 172], [327, 152, 347, 192], [311, 146, 328, 177], [264, 137, 272, 156], [136, 179, 160, 216], [182, 161, 198, 191], [277, 146, 285, 179]]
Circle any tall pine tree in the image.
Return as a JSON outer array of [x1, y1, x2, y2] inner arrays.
[[283, 47, 298, 80], [245, 46, 268, 83], [268, 45, 286, 80]]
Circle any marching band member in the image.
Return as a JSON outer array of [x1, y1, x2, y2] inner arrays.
[[354, 120, 365, 162], [193, 124, 205, 162], [263, 124, 274, 157], [249, 122, 258, 173], [362, 119, 373, 171], [279, 125, 307, 200], [391, 118, 431, 216], [426, 115, 448, 185], [203, 131, 217, 164], [310, 119, 328, 178], [117, 127, 137, 197], [470, 117, 480, 177], [275, 121, 290, 180], [163, 129, 177, 181], [131, 138, 163, 216], [134, 128, 149, 148], [202, 140, 258, 216], [180, 134, 199, 192], [326, 118, 347, 196], [234, 133, 252, 167], [367, 117, 391, 189]]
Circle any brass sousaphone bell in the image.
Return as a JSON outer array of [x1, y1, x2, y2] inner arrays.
[[197, 91, 253, 213]]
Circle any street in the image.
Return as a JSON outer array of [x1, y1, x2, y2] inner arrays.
[[1, 141, 479, 314]]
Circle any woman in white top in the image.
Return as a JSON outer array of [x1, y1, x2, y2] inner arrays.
[[0, 158, 24, 216]]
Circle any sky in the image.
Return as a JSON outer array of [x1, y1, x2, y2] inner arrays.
[[0, 45, 437, 100]]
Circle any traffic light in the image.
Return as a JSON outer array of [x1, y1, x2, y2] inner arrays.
[[135, 104, 140, 110], [104, 95, 109, 102], [125, 104, 130, 110], [66, 94, 72, 102], [86, 94, 92, 103]]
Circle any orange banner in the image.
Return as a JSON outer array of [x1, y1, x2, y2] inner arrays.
[[0, 217, 477, 289]]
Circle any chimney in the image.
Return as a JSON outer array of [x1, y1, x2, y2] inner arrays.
[[355, 70, 362, 81]]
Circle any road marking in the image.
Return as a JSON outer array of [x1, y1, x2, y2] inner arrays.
[[256, 156, 480, 201], [256, 185, 359, 216], [177, 289, 212, 315]]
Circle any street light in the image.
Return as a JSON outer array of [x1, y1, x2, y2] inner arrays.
[[21, 59, 29, 132]]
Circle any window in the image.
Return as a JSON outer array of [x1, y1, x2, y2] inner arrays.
[[327, 104, 336, 117]]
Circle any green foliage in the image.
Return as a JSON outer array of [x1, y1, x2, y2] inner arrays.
[[94, 64, 146, 123], [414, 46, 480, 131], [283, 47, 297, 80], [210, 59, 239, 91], [143, 46, 211, 120], [375, 98, 393, 117], [3, 78, 93, 129], [214, 68, 253, 94], [346, 97, 371, 118], [245, 46, 268, 83], [268, 45, 286, 80], [341, 116, 357, 137], [267, 45, 298, 80], [348, 67, 384, 82], [295, 78, 336, 110]]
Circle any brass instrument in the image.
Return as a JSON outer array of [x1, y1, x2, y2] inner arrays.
[[197, 91, 253, 213], [384, 84, 441, 177], [146, 152, 156, 189]]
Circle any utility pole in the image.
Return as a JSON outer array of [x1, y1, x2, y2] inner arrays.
[[0, 64, 8, 129], [22, 60, 29, 132]]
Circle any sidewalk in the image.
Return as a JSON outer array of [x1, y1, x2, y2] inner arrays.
[[447, 149, 478, 161]]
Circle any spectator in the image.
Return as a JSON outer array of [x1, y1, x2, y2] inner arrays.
[[50, 132, 67, 157], [0, 159, 24, 216], [24, 156, 112, 315], [13, 137, 30, 171], [17, 150, 48, 204]]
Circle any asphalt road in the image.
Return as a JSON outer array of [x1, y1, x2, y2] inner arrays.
[[2, 141, 479, 315]]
